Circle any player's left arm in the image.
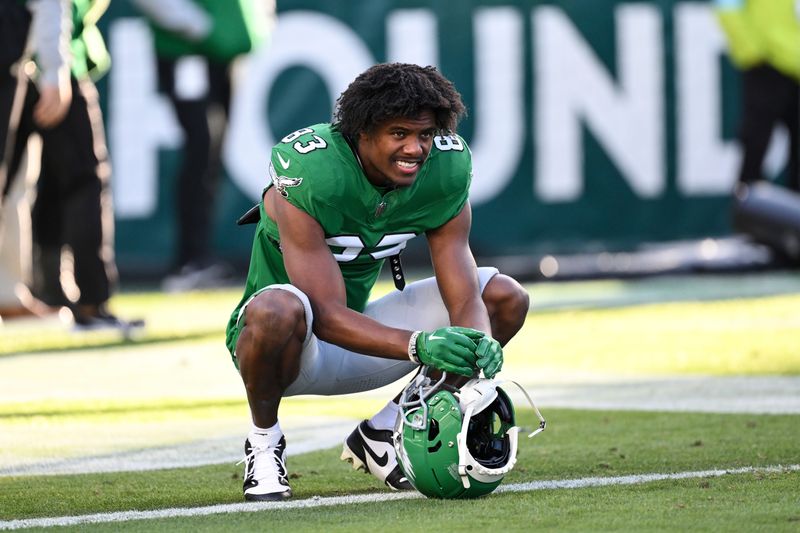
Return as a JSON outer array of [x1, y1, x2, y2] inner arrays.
[[426, 201, 491, 333], [427, 201, 503, 378]]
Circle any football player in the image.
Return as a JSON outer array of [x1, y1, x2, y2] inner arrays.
[[225, 62, 530, 501]]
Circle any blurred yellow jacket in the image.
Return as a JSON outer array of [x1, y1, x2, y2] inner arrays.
[[715, 0, 800, 80], [71, 0, 111, 81]]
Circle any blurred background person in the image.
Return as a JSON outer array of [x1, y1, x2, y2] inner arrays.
[[1, 0, 71, 321], [1, 0, 142, 331], [715, 0, 800, 192], [131, 0, 275, 292]]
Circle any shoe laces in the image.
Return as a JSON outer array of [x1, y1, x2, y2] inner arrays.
[[237, 441, 287, 483]]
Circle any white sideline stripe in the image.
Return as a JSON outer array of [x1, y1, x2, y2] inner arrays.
[[1, 464, 798, 531], [497, 463, 799, 492]]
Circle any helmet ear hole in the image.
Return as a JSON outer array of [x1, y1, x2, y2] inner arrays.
[[428, 419, 440, 441], [427, 418, 441, 452]]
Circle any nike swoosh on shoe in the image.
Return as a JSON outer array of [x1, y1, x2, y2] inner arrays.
[[358, 426, 389, 467]]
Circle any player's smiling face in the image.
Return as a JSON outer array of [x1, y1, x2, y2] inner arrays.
[[357, 110, 437, 188]]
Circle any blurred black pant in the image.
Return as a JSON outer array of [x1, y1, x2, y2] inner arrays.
[[157, 57, 231, 270], [4, 75, 116, 306], [0, 64, 23, 198], [738, 64, 800, 192]]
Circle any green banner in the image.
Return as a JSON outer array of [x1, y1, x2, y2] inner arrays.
[[101, 0, 770, 274]]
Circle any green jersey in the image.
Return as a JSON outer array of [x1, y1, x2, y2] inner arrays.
[[226, 123, 472, 352], [148, 0, 269, 62]]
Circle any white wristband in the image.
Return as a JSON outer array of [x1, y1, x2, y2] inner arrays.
[[408, 331, 422, 364]]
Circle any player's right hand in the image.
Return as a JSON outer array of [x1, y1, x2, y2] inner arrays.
[[416, 326, 480, 376]]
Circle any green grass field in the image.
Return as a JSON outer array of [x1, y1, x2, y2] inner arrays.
[[1, 272, 799, 531]]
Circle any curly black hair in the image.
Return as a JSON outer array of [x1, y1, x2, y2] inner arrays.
[[332, 63, 466, 138]]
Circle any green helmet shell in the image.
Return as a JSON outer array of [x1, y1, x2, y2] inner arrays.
[[396, 378, 519, 499]]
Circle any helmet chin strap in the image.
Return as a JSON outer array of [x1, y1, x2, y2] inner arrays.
[[501, 380, 547, 438]]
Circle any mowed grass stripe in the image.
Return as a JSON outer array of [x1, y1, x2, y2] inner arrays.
[[5, 293, 799, 376], [1, 465, 797, 531], [4, 282, 800, 374]]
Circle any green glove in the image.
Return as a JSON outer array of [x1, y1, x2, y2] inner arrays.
[[452, 328, 503, 379], [475, 336, 503, 378], [415, 326, 480, 376]]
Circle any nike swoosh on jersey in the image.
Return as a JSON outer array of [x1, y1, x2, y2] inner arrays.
[[358, 427, 390, 468], [277, 152, 291, 170]]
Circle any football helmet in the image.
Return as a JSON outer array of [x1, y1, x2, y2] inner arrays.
[[394, 368, 545, 499]]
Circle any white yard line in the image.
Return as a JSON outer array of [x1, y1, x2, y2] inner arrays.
[[1, 464, 797, 530]]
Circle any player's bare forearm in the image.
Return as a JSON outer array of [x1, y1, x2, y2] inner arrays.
[[427, 202, 492, 334], [312, 302, 412, 360]]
